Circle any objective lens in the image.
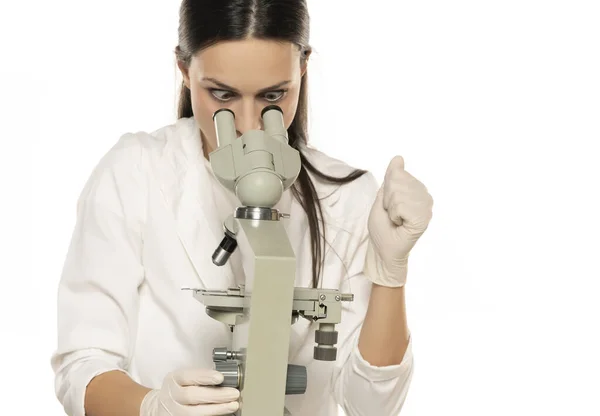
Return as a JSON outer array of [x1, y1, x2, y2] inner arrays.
[[212, 234, 238, 266]]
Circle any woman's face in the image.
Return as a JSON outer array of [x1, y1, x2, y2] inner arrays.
[[178, 38, 307, 158]]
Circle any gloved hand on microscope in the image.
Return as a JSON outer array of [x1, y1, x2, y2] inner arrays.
[[140, 368, 239, 416]]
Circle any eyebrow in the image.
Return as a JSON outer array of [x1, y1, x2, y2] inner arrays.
[[202, 77, 291, 94]]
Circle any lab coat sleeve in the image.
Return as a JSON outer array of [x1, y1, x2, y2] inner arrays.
[[50, 133, 147, 416], [331, 172, 414, 416]]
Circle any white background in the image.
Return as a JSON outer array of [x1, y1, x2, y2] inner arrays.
[[1, 0, 599, 414]]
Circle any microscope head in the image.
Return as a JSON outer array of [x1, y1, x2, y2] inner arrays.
[[209, 105, 301, 208]]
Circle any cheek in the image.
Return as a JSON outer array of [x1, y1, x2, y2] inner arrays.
[[190, 87, 220, 145], [280, 88, 301, 129]]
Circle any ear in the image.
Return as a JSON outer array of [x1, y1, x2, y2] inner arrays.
[[300, 47, 311, 77], [301, 63, 308, 78], [176, 58, 191, 89], [301, 57, 310, 78]]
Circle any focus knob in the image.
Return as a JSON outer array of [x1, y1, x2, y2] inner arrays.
[[215, 362, 306, 395], [313, 346, 337, 361], [285, 364, 307, 395], [214, 362, 240, 388], [313, 327, 338, 361]]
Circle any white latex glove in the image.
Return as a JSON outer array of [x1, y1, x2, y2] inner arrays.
[[140, 368, 240, 416], [364, 156, 434, 287]]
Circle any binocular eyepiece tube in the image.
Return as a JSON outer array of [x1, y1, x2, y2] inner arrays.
[[212, 104, 288, 148], [210, 104, 290, 267]]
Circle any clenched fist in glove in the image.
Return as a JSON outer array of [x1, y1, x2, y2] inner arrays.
[[364, 156, 433, 287], [140, 368, 239, 416]]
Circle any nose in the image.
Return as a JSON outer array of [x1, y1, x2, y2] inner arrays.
[[235, 103, 263, 137]]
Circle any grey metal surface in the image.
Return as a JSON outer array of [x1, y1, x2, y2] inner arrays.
[[213, 348, 245, 362], [234, 207, 282, 221]]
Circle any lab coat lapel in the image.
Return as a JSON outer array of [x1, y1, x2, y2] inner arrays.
[[156, 119, 235, 291]]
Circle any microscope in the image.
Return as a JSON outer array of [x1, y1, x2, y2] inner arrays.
[[187, 105, 353, 415]]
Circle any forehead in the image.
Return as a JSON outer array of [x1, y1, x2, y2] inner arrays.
[[191, 39, 301, 88]]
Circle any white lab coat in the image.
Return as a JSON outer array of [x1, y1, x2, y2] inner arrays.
[[50, 117, 413, 416]]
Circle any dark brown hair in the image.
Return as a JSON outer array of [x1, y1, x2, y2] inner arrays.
[[175, 0, 367, 287]]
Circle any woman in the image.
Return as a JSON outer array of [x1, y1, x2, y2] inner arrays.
[[51, 1, 433, 415]]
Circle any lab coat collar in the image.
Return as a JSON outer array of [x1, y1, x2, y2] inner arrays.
[[155, 118, 342, 292]]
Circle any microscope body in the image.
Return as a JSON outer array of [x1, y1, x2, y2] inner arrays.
[[188, 106, 353, 416]]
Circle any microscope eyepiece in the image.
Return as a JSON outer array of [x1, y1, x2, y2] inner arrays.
[[212, 108, 235, 121], [213, 108, 237, 148], [261, 104, 283, 118]]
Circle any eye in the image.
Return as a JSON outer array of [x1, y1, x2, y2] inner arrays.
[[210, 89, 235, 102], [263, 90, 287, 102], [208, 88, 287, 103]]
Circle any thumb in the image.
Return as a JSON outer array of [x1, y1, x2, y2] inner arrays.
[[392, 155, 405, 169], [387, 155, 405, 174], [383, 155, 405, 185]]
